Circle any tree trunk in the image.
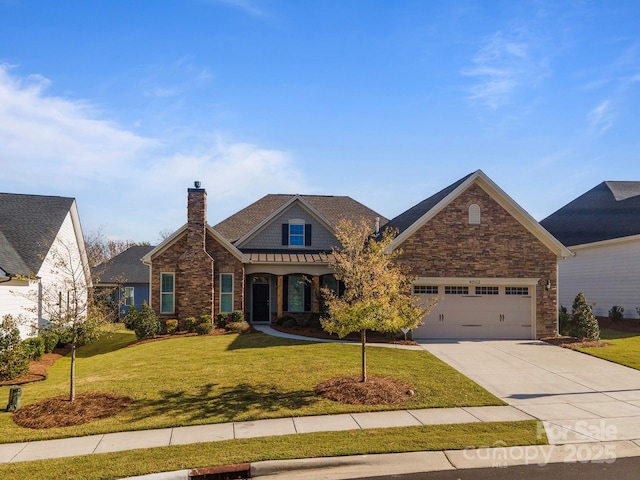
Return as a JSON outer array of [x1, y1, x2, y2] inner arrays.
[[69, 343, 76, 402], [361, 329, 367, 382]]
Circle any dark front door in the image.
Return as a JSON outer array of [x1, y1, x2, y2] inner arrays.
[[252, 283, 270, 323]]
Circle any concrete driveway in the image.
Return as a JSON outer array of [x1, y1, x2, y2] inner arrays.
[[420, 340, 640, 444]]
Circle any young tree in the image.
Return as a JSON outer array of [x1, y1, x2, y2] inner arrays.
[[37, 236, 108, 401], [321, 218, 437, 382], [571, 292, 600, 341]]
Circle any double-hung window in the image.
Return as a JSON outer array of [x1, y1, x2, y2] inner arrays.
[[220, 273, 234, 313], [160, 273, 175, 314], [124, 287, 134, 307], [289, 222, 304, 246]]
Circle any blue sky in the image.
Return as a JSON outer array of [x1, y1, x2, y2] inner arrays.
[[1, 0, 639, 243]]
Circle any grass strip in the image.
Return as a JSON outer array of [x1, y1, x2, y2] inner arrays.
[[0, 421, 544, 480], [0, 331, 503, 443], [577, 328, 640, 370]]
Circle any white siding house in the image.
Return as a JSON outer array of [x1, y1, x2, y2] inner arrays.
[[541, 181, 640, 319], [0, 193, 90, 339], [557, 235, 640, 317]]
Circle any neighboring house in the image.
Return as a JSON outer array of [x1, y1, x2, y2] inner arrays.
[[0, 193, 91, 339], [142, 184, 387, 325], [540, 181, 640, 318], [93, 245, 155, 317], [385, 170, 571, 339]]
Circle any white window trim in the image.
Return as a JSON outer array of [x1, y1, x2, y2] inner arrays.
[[288, 218, 305, 248], [220, 273, 234, 313], [124, 286, 135, 307], [160, 272, 175, 314], [469, 204, 481, 225]]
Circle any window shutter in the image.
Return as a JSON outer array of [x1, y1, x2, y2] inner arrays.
[[305, 224, 312, 246], [282, 223, 289, 246], [304, 281, 311, 312], [283, 276, 289, 311]]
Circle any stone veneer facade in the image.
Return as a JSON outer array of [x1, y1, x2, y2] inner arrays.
[[396, 183, 559, 338], [150, 188, 245, 323]]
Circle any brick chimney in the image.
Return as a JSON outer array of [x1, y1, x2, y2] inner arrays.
[[187, 181, 207, 248], [178, 181, 214, 320]]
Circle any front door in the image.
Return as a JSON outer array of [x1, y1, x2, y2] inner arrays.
[[252, 283, 270, 323]]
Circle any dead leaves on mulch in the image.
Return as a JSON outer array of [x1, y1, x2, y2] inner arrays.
[[12, 392, 132, 429], [315, 375, 415, 405]]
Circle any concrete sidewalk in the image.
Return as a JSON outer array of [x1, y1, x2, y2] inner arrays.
[[0, 405, 532, 463]]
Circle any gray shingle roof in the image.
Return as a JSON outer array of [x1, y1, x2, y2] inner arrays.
[[93, 245, 155, 284], [214, 194, 389, 243], [0, 193, 75, 275], [384, 173, 474, 234], [540, 181, 640, 246]]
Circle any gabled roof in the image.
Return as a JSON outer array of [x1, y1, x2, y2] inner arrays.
[[214, 194, 389, 244], [142, 224, 249, 265], [385, 170, 571, 258], [540, 181, 640, 247], [0, 193, 76, 276], [93, 245, 155, 284]]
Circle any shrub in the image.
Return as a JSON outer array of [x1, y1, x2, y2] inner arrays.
[[226, 321, 251, 334], [165, 319, 179, 335], [200, 315, 212, 326], [185, 317, 198, 333], [133, 302, 161, 340], [609, 306, 624, 322], [123, 305, 138, 331], [637, 307, 640, 319], [282, 317, 297, 328], [195, 322, 213, 335], [308, 312, 322, 329], [23, 337, 45, 360], [230, 310, 244, 323], [215, 314, 228, 329], [0, 315, 30, 381], [40, 330, 59, 353], [572, 293, 600, 341], [55, 327, 73, 347], [558, 305, 572, 336], [276, 315, 296, 326]]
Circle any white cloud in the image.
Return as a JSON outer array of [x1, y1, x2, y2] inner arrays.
[[588, 100, 614, 135], [204, 0, 264, 17], [0, 64, 154, 187], [463, 30, 549, 109], [0, 66, 308, 240]]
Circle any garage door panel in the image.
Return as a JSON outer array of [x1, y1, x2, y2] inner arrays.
[[413, 286, 532, 340]]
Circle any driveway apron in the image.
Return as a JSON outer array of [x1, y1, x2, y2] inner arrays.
[[419, 340, 640, 444]]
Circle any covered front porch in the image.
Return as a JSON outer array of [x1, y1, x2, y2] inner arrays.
[[244, 252, 340, 324]]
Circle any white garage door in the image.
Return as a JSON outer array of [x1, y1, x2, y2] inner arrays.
[[412, 285, 533, 340]]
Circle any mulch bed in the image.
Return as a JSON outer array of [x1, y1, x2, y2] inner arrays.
[[272, 325, 418, 345], [0, 346, 71, 386], [12, 392, 133, 428], [315, 375, 416, 405]]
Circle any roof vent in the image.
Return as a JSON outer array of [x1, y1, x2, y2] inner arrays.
[[194, 181, 201, 189]]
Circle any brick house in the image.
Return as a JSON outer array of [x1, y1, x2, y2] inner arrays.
[[385, 170, 571, 339], [142, 183, 387, 326], [143, 171, 569, 339]]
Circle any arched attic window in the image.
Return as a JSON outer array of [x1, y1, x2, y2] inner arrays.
[[469, 204, 481, 225]]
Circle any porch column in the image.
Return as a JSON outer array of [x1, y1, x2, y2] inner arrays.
[[277, 275, 283, 318], [312, 276, 320, 312]]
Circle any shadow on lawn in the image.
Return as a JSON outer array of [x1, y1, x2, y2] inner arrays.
[[76, 332, 137, 358], [226, 332, 316, 351], [130, 382, 317, 423]]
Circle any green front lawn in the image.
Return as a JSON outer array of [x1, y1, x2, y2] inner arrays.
[[0, 421, 544, 480], [0, 330, 504, 443], [577, 328, 640, 369]]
